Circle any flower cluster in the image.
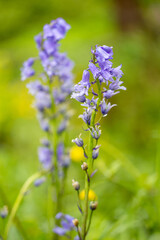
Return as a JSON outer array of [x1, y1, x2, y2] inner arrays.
[[21, 18, 74, 171], [53, 213, 81, 240], [72, 45, 126, 161], [71, 45, 126, 239], [53, 213, 74, 236]]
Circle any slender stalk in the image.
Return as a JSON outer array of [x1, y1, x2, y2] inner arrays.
[[47, 76, 68, 240], [88, 112, 96, 175], [81, 174, 90, 239], [96, 78, 102, 108], [47, 183, 54, 237], [0, 184, 29, 240], [51, 119, 61, 240], [81, 53, 102, 239], [77, 191, 83, 214], [86, 210, 93, 234], [81, 112, 95, 239], [4, 171, 44, 240], [77, 226, 82, 240]]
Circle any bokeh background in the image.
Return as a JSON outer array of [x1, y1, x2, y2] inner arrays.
[[0, 0, 160, 239]]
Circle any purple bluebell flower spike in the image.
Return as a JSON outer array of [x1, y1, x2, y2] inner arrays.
[[21, 18, 74, 239], [71, 45, 126, 239], [21, 18, 73, 171]]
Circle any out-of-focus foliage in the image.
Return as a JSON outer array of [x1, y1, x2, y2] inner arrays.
[[0, 0, 160, 239]]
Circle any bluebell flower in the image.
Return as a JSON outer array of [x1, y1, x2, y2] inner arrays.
[[72, 135, 84, 147], [34, 33, 42, 49], [92, 146, 100, 160], [61, 80, 73, 94], [74, 236, 80, 240], [21, 58, 35, 81], [81, 97, 98, 109], [103, 89, 119, 99], [26, 80, 46, 96], [38, 147, 53, 169], [111, 65, 123, 78], [57, 120, 68, 134], [88, 62, 100, 79], [79, 108, 92, 125], [73, 82, 89, 96], [90, 125, 101, 140], [109, 79, 126, 91], [53, 213, 75, 237], [56, 212, 63, 219], [71, 92, 86, 103], [0, 206, 8, 219], [95, 45, 113, 62], [43, 18, 70, 41], [35, 91, 51, 111], [82, 70, 90, 85], [62, 154, 70, 168], [34, 177, 46, 187], [53, 89, 67, 104], [98, 59, 113, 71], [53, 226, 67, 236], [43, 38, 58, 55], [38, 117, 50, 132], [100, 100, 116, 116], [40, 138, 50, 147], [57, 142, 64, 163]]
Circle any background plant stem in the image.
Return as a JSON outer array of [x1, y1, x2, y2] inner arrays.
[[4, 171, 43, 240]]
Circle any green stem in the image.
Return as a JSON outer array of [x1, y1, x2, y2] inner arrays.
[[77, 226, 82, 240], [47, 183, 54, 238], [81, 111, 95, 239], [52, 120, 61, 240], [81, 67, 102, 239], [81, 53, 102, 239], [4, 171, 44, 240], [86, 210, 93, 234], [47, 76, 63, 240], [96, 78, 102, 108], [0, 184, 29, 240], [88, 112, 96, 175], [77, 191, 83, 214], [81, 174, 90, 239]]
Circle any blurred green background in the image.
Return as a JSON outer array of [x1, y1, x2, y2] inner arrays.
[[0, 0, 160, 239]]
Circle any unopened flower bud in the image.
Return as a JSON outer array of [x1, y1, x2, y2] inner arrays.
[[34, 177, 46, 187], [72, 135, 84, 147], [90, 125, 101, 140], [81, 162, 88, 171], [72, 218, 79, 227], [57, 120, 68, 134], [90, 201, 98, 211], [72, 179, 80, 191], [92, 146, 100, 160], [0, 206, 8, 219], [40, 138, 50, 147]]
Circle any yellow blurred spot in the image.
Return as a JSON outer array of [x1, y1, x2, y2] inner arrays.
[[79, 189, 97, 201], [13, 86, 35, 118], [70, 146, 84, 162]]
